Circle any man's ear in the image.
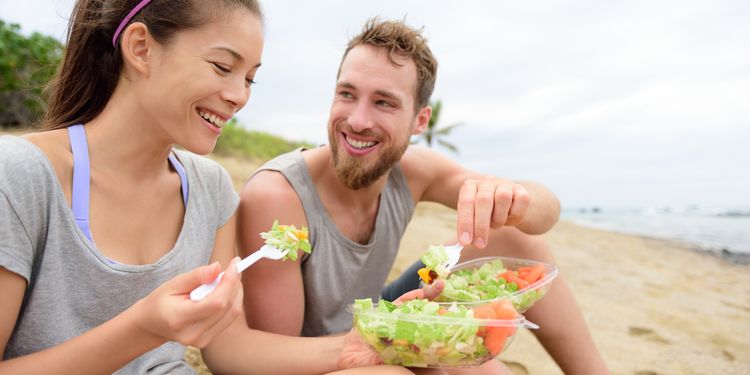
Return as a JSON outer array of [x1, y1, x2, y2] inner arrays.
[[412, 105, 432, 135], [119, 22, 152, 77]]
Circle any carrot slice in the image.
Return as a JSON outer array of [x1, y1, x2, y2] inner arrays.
[[473, 304, 498, 320], [498, 271, 515, 283], [493, 300, 517, 319], [508, 275, 530, 289], [522, 264, 545, 284], [484, 326, 511, 355]]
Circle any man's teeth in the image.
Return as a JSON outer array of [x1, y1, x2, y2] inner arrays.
[[198, 110, 226, 128], [345, 136, 376, 149]]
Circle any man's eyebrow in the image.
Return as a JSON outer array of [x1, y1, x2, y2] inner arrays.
[[336, 81, 355, 90], [211, 46, 262, 68]]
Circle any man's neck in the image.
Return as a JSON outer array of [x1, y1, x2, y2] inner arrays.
[[304, 146, 391, 244]]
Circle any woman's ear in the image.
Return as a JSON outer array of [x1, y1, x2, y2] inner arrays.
[[412, 105, 432, 135], [119, 22, 152, 77]]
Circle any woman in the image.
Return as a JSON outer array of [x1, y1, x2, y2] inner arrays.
[[0, 1, 413, 373]]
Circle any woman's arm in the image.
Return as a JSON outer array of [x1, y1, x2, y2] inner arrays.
[[0, 266, 163, 374]]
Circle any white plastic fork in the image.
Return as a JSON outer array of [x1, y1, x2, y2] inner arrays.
[[190, 244, 288, 301], [442, 243, 464, 271]]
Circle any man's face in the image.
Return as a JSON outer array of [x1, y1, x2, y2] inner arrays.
[[328, 45, 427, 190]]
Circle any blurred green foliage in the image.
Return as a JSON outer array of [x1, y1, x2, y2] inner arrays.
[[0, 19, 63, 127], [214, 118, 315, 160]]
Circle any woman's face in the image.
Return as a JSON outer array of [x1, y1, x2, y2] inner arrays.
[[139, 8, 264, 155]]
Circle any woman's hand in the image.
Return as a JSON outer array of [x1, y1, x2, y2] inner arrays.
[[133, 257, 244, 348]]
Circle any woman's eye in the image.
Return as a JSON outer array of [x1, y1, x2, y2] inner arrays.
[[245, 78, 257, 87], [212, 63, 231, 74]]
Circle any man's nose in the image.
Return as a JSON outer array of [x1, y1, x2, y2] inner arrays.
[[348, 101, 374, 132]]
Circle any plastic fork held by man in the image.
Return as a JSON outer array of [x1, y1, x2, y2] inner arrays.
[[190, 221, 312, 301]]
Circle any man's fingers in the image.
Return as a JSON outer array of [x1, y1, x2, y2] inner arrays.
[[505, 185, 530, 226], [472, 181, 495, 248], [422, 279, 445, 300], [393, 289, 424, 305], [490, 182, 514, 228], [457, 180, 478, 245], [393, 279, 445, 305]]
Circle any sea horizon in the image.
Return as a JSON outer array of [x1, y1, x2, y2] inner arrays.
[[562, 204, 750, 263]]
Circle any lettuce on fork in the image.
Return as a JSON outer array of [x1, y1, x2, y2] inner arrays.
[[417, 245, 451, 284], [259, 220, 312, 261]]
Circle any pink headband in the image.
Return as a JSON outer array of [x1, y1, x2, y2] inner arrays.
[[112, 0, 154, 46]]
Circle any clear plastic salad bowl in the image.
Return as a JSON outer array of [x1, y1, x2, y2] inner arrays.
[[350, 298, 537, 368], [429, 256, 559, 312]]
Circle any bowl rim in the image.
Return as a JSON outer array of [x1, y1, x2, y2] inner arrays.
[[349, 302, 537, 328]]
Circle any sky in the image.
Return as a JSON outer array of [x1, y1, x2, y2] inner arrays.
[[2, 0, 749, 210]]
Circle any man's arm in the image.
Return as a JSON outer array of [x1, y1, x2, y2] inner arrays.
[[401, 146, 560, 243], [237, 170, 308, 335]]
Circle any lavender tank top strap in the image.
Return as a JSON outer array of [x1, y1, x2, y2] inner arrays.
[[168, 153, 189, 206], [67, 125, 189, 246], [67, 124, 94, 242]]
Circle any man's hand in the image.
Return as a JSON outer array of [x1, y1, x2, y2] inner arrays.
[[457, 177, 530, 249], [339, 280, 446, 369], [394, 279, 445, 305]]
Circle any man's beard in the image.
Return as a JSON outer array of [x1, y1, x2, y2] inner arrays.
[[330, 132, 409, 190]]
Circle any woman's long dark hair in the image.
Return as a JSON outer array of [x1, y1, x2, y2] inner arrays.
[[41, 0, 263, 130]]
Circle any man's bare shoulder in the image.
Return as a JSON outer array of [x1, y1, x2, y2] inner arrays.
[[400, 145, 468, 203], [400, 145, 452, 181], [241, 170, 299, 206]]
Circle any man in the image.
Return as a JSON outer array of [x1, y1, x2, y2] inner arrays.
[[239, 18, 608, 374]]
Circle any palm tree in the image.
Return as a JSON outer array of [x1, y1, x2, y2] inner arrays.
[[413, 100, 463, 153]]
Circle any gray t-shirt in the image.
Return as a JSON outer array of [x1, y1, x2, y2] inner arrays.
[[255, 149, 415, 336], [0, 136, 239, 374]]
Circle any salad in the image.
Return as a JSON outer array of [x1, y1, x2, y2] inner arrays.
[[436, 259, 551, 312], [352, 298, 520, 367], [259, 220, 312, 261], [417, 244, 450, 285]]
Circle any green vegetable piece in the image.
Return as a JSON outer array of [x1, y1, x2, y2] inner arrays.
[[259, 220, 312, 261]]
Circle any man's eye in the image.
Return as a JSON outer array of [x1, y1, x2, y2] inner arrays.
[[212, 63, 231, 74], [376, 100, 393, 108], [338, 91, 353, 98]]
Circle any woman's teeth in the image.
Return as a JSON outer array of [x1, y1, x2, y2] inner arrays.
[[198, 109, 226, 128], [345, 136, 376, 149]]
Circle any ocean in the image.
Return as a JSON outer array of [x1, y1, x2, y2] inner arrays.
[[562, 206, 750, 262]]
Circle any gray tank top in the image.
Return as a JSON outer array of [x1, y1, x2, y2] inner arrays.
[[255, 149, 415, 336]]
